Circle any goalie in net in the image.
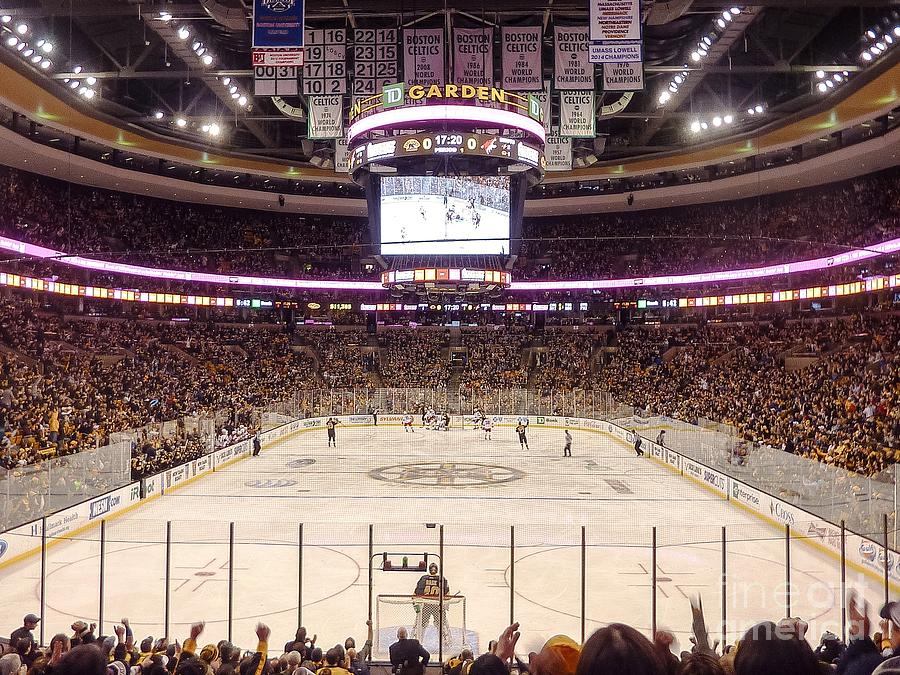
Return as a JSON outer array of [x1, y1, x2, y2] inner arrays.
[[413, 562, 451, 645]]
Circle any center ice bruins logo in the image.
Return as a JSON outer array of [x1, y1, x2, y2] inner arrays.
[[262, 0, 295, 11], [369, 462, 524, 487]]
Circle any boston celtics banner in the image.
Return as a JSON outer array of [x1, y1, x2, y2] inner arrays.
[[501, 26, 542, 91], [453, 27, 494, 86], [545, 128, 573, 171], [403, 28, 445, 86], [307, 95, 343, 139], [554, 26, 594, 90], [559, 91, 595, 137]]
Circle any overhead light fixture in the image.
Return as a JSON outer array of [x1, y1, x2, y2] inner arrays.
[[159, 11, 172, 21], [5, 36, 17, 47], [21, 48, 33, 57], [73, 65, 82, 73], [817, 82, 828, 93], [39, 59, 50, 69], [229, 85, 238, 94], [153, 111, 164, 119], [700, 122, 708, 130], [175, 116, 187, 128], [83, 89, 95, 99], [716, 18, 726, 28], [712, 116, 722, 127], [722, 10, 732, 20], [690, 120, 701, 133], [208, 123, 221, 137], [177, 26, 190, 40], [86, 76, 97, 85], [222, 77, 231, 86], [862, 51, 873, 61], [238, 95, 247, 106], [68, 80, 79, 89], [723, 114, 734, 124], [15, 23, 28, 35], [815, 70, 825, 79], [658, 91, 671, 105], [730, 7, 741, 14], [29, 53, 41, 63], [201, 53, 213, 65], [191, 40, 202, 51], [0, 15, 11, 24], [867, 29, 878, 39]]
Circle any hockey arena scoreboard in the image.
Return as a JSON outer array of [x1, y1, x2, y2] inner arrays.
[[347, 82, 547, 182], [348, 82, 545, 292]]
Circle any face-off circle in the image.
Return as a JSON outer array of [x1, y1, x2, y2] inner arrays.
[[369, 461, 525, 487]]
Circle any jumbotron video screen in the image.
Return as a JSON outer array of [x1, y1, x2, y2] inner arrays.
[[379, 175, 511, 255]]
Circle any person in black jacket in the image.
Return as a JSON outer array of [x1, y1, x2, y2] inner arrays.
[[9, 614, 39, 653], [389, 627, 429, 675]]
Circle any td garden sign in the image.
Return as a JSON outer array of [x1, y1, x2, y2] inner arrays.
[[347, 81, 546, 144]]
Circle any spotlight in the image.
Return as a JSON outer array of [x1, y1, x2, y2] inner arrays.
[[877, 41, 886, 50], [86, 76, 97, 85], [723, 114, 734, 124], [716, 18, 726, 28], [191, 40, 202, 51], [668, 82, 678, 92], [222, 77, 231, 86], [674, 75, 683, 84], [230, 91, 240, 99], [238, 95, 247, 106], [21, 48, 33, 57], [702, 36, 712, 47], [754, 104, 763, 113], [177, 26, 190, 40], [747, 107, 754, 115], [834, 74, 843, 82], [29, 53, 41, 63], [5, 36, 17, 47], [175, 117, 187, 128], [817, 82, 828, 93], [208, 123, 220, 137], [862, 51, 873, 61], [722, 10, 732, 20], [14, 41, 24, 51], [698, 47, 708, 57], [159, 11, 172, 21], [201, 53, 213, 65], [68, 80, 79, 89], [15, 23, 28, 35], [229, 85, 238, 94], [200, 124, 210, 132], [815, 70, 825, 79], [887, 35, 894, 45], [658, 91, 671, 105], [894, 26, 900, 37], [196, 46, 206, 56], [825, 79, 834, 88], [39, 59, 50, 69], [867, 29, 877, 39], [690, 120, 701, 133], [83, 89, 95, 100], [0, 15, 10, 23], [730, 7, 741, 14], [700, 122, 708, 130], [691, 51, 700, 61], [712, 116, 722, 127], [153, 111, 164, 119]]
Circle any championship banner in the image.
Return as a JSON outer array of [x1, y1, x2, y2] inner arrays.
[[307, 95, 343, 138], [501, 26, 543, 91], [252, 0, 305, 67], [545, 127, 572, 171], [554, 26, 594, 90], [559, 91, 595, 137], [590, 0, 641, 42], [403, 28, 445, 87], [603, 61, 644, 90], [453, 27, 494, 86], [334, 137, 350, 173]]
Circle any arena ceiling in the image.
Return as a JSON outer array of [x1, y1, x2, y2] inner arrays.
[[0, 0, 899, 169]]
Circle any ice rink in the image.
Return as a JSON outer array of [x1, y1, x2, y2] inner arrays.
[[1, 423, 887, 658]]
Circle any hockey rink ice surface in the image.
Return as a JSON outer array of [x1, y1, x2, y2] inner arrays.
[[2, 424, 889, 656]]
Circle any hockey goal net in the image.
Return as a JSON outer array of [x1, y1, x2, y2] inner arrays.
[[375, 594, 468, 656]]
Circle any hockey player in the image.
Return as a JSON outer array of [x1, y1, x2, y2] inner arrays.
[[326, 417, 340, 448], [515, 422, 529, 450], [441, 412, 451, 431], [402, 413, 415, 433], [413, 562, 451, 645], [563, 429, 572, 457], [516, 415, 529, 429], [482, 417, 493, 441]]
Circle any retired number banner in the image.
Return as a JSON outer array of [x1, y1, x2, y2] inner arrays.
[[554, 26, 594, 90], [334, 137, 350, 173], [559, 91, 596, 137], [307, 96, 343, 139], [403, 28, 445, 86], [453, 27, 494, 86], [501, 26, 543, 91]]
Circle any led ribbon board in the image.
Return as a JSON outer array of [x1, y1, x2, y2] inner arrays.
[[347, 82, 546, 144]]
